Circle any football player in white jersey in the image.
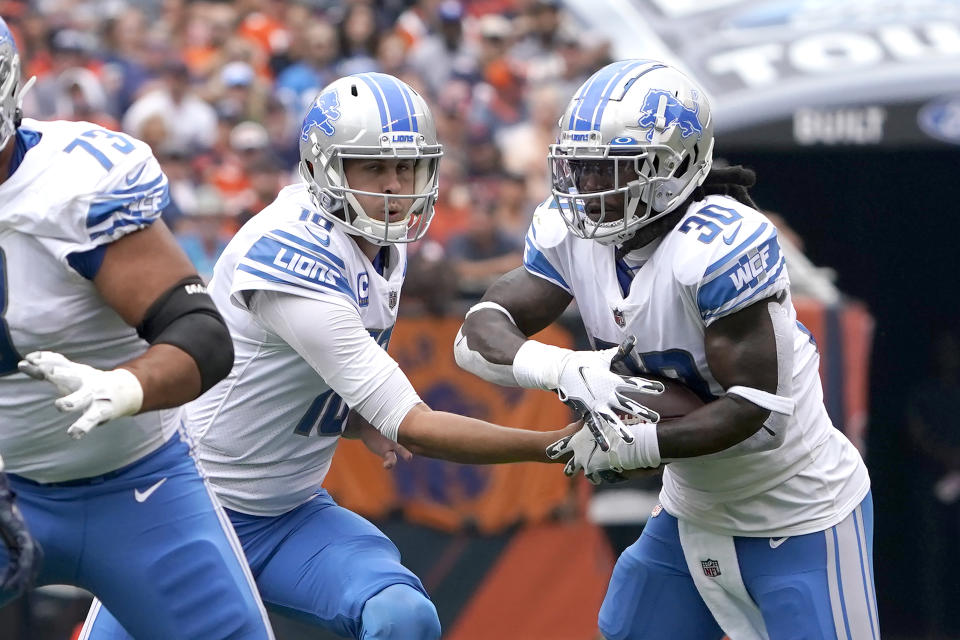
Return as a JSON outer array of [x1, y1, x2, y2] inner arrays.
[[0, 18, 273, 640], [84, 72, 591, 640], [456, 60, 878, 639]]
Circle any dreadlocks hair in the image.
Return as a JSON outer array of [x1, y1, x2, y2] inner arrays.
[[616, 163, 759, 258], [693, 164, 758, 209]]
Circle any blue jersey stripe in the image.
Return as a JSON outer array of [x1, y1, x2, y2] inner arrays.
[[523, 240, 570, 291], [237, 262, 288, 284], [87, 182, 168, 228], [269, 229, 346, 268], [237, 238, 356, 301], [108, 174, 165, 196], [244, 237, 354, 298], [703, 223, 771, 277], [87, 199, 135, 228], [796, 320, 818, 349], [701, 257, 786, 321], [88, 215, 157, 240], [698, 235, 784, 317]]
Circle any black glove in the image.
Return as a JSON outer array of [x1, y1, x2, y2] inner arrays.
[[0, 473, 41, 596]]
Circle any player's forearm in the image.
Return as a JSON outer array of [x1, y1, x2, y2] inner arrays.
[[397, 405, 570, 464], [119, 344, 203, 412], [460, 309, 528, 366], [656, 395, 770, 459]]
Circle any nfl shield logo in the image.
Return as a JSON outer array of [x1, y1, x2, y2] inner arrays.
[[700, 559, 721, 578], [388, 290, 398, 309], [612, 307, 626, 328]]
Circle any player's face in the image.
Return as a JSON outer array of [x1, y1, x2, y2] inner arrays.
[[565, 157, 641, 223], [342, 158, 417, 222]]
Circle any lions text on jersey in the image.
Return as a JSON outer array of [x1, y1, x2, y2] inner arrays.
[[524, 193, 869, 537], [190, 183, 406, 516], [0, 119, 178, 482]]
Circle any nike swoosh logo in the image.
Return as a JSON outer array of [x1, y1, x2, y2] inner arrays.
[[722, 222, 742, 245], [304, 227, 331, 247], [125, 165, 145, 185], [769, 536, 789, 549], [577, 367, 596, 397], [134, 477, 167, 503]]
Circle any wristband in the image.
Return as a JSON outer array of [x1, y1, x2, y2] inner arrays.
[[616, 422, 661, 469], [110, 368, 145, 416], [512, 340, 571, 390]]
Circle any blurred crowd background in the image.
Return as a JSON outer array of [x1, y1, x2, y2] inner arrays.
[[5, 0, 615, 308], [3, 1, 960, 639]]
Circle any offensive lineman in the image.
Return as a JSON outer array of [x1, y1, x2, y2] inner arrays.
[[0, 18, 273, 639], [84, 72, 607, 640], [456, 60, 878, 639]]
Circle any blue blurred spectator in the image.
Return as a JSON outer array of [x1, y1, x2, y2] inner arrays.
[[275, 19, 339, 121], [174, 185, 233, 282], [99, 8, 152, 118]]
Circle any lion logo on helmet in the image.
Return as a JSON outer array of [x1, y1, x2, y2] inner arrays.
[[301, 90, 342, 140], [636, 89, 703, 142]]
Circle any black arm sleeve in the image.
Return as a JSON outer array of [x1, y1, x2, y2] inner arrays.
[[136, 276, 234, 393]]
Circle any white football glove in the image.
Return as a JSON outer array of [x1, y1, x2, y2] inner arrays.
[[18, 351, 143, 439], [546, 418, 661, 485], [513, 337, 663, 450]]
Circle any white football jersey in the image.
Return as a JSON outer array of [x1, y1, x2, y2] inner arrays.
[[190, 183, 405, 516], [0, 119, 179, 483], [524, 194, 869, 537]]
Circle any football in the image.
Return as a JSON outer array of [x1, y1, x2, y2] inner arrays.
[[619, 374, 705, 422]]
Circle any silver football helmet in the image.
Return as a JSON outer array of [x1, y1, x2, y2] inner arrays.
[[549, 60, 714, 245], [298, 72, 443, 245], [0, 18, 34, 152]]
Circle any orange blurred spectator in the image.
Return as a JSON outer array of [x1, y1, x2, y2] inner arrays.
[[237, 0, 291, 62]]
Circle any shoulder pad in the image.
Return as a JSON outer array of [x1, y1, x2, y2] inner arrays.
[[528, 198, 570, 250]]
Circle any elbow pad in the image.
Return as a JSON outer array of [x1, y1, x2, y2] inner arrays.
[[454, 302, 523, 387], [137, 276, 234, 393], [454, 329, 521, 387]]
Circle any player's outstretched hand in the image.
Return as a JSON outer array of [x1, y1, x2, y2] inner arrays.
[[358, 421, 413, 469], [0, 469, 42, 597], [546, 417, 660, 485], [555, 341, 663, 451], [18, 351, 143, 439]]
